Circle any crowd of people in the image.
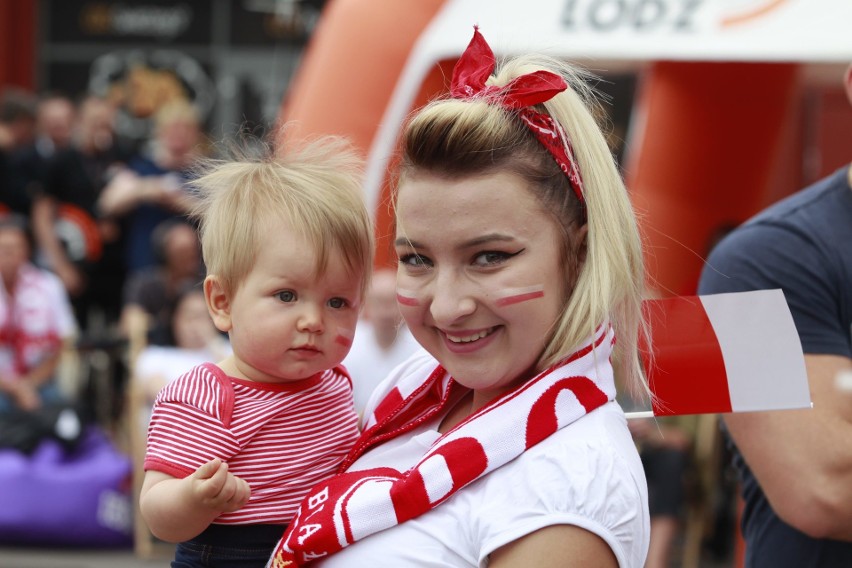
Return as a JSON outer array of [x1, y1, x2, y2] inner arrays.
[[0, 82, 216, 409], [1, 24, 850, 568]]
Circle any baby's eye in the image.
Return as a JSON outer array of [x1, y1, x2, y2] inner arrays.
[[276, 290, 297, 302], [328, 297, 348, 309], [398, 253, 432, 267]]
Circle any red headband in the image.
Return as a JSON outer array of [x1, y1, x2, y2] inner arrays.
[[450, 27, 586, 206]]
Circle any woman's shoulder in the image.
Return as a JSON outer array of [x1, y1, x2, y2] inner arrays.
[[465, 402, 649, 567], [483, 401, 645, 493]]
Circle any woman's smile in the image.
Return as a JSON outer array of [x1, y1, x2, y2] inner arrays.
[[444, 327, 496, 343], [440, 326, 500, 353]]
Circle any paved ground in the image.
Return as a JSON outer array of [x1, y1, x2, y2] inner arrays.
[[0, 546, 170, 568]]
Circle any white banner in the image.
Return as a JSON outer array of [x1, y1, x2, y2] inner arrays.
[[423, 0, 852, 63]]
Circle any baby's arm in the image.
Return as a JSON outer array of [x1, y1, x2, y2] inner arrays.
[[139, 458, 251, 542]]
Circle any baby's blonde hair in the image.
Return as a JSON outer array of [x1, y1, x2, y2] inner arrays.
[[399, 54, 648, 396], [190, 135, 374, 301]]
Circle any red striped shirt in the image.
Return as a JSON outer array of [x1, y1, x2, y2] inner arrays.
[[144, 363, 360, 525]]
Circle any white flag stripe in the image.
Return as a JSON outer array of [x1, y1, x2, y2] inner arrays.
[[701, 289, 811, 412]]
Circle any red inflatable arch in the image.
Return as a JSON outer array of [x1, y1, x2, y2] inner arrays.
[[277, 0, 852, 296]]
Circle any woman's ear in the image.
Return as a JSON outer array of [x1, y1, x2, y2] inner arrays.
[[204, 275, 232, 333]]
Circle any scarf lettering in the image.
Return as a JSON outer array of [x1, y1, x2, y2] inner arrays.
[[296, 524, 322, 546]]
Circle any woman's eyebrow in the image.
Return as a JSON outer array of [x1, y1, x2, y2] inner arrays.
[[394, 237, 421, 248], [458, 233, 515, 248], [394, 234, 517, 249]]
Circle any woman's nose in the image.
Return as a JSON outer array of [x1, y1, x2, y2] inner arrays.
[[428, 271, 476, 325]]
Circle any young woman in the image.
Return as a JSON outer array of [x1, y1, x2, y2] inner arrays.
[[269, 27, 650, 568]]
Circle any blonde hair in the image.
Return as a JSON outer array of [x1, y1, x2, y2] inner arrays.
[[190, 135, 374, 301], [154, 99, 200, 130], [398, 54, 648, 395]]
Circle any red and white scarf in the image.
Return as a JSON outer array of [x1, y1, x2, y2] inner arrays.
[[267, 326, 617, 567]]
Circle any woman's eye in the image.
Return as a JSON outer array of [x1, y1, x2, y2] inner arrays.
[[398, 253, 431, 268], [328, 297, 348, 309], [276, 290, 297, 302], [473, 251, 511, 266]]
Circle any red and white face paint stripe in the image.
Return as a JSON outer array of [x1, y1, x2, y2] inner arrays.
[[494, 285, 545, 307], [396, 288, 420, 307], [335, 328, 354, 348]]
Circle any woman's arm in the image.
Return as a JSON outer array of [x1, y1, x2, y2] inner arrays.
[[489, 524, 619, 568]]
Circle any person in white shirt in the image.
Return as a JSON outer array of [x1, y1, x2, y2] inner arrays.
[[0, 213, 77, 414], [342, 268, 420, 415]]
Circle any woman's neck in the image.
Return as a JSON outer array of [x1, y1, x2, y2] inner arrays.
[[437, 388, 474, 434]]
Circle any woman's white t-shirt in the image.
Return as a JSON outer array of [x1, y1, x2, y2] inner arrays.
[[316, 353, 650, 568]]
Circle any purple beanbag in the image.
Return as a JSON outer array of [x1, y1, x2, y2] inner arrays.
[[0, 426, 133, 548]]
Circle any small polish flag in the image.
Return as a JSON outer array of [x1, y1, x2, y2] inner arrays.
[[642, 289, 811, 416]]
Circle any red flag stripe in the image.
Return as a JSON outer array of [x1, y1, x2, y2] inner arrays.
[[644, 296, 733, 416]]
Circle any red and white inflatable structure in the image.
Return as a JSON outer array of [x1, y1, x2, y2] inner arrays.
[[277, 0, 852, 295]]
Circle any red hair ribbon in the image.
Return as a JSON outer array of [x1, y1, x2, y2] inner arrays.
[[450, 27, 586, 206]]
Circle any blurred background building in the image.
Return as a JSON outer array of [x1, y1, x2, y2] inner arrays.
[[1, 0, 326, 145]]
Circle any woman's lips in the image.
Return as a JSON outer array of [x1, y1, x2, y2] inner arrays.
[[440, 326, 499, 353]]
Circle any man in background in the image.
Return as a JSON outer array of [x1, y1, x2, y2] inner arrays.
[[698, 65, 852, 567]]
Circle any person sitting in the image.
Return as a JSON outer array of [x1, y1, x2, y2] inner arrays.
[[131, 282, 230, 427], [119, 218, 205, 344], [0, 213, 78, 415]]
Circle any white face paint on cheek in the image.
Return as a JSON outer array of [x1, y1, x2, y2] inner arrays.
[[335, 327, 354, 348], [493, 285, 546, 307]]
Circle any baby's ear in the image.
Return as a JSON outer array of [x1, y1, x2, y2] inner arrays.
[[204, 275, 232, 332]]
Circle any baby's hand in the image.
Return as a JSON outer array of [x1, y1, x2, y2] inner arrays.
[[190, 458, 251, 513]]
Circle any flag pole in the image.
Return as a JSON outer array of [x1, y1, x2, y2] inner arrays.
[[625, 411, 655, 420]]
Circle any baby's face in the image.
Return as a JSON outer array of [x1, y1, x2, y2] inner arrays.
[[220, 222, 363, 384]]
